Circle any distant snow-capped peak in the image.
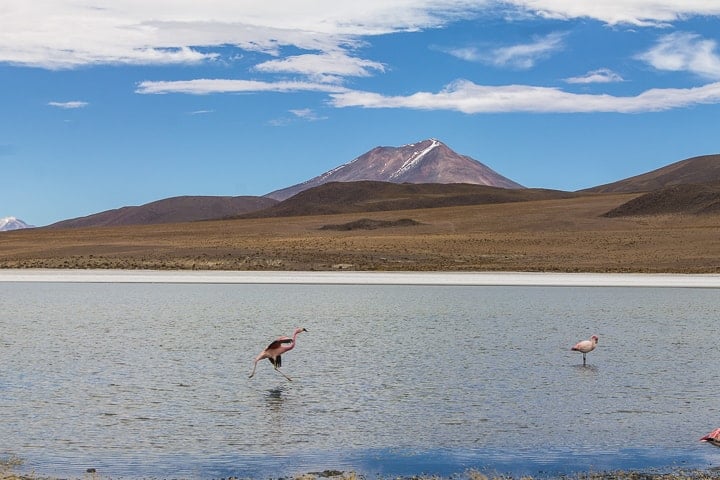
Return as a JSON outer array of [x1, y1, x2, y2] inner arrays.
[[0, 216, 34, 231]]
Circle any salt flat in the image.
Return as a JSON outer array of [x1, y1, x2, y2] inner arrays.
[[1, 269, 720, 288]]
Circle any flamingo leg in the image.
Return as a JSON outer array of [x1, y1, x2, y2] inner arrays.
[[274, 365, 293, 382], [249, 359, 259, 378], [582, 353, 587, 366]]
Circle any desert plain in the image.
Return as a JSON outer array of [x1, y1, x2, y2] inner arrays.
[[1, 192, 718, 273]]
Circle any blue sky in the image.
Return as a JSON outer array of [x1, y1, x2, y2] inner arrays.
[[2, 1, 720, 226]]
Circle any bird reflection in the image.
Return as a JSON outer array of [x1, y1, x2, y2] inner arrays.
[[265, 387, 285, 410], [572, 363, 599, 375]]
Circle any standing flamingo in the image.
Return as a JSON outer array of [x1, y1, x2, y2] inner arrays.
[[700, 428, 720, 447], [249, 327, 307, 381], [571, 334, 598, 366]]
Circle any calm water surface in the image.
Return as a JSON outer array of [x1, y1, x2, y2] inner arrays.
[[1, 282, 719, 478]]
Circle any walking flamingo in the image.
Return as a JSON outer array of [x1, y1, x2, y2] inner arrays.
[[700, 428, 720, 447], [249, 327, 307, 381], [571, 335, 598, 366]]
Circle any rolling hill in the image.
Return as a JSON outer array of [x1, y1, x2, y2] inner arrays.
[[584, 154, 720, 193], [604, 183, 720, 217], [49, 195, 278, 228], [241, 181, 577, 218]]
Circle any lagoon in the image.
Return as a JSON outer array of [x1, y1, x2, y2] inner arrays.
[[1, 273, 719, 478]]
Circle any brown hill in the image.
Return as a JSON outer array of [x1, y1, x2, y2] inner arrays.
[[604, 183, 720, 217], [584, 154, 720, 193], [49, 195, 278, 228], [3, 192, 719, 273], [242, 181, 577, 218], [265, 139, 523, 200]]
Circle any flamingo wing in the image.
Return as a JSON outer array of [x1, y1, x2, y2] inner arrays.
[[700, 428, 720, 445], [571, 340, 590, 352], [266, 337, 292, 350]]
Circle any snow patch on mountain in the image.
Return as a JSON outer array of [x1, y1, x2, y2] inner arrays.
[[390, 139, 440, 179], [0, 216, 34, 231], [316, 161, 352, 182]]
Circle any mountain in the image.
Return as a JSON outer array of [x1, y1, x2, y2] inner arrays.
[[265, 139, 523, 201], [49, 195, 278, 229], [604, 183, 720, 217], [584, 154, 720, 193], [41, 143, 719, 227], [241, 181, 577, 218], [0, 216, 34, 231]]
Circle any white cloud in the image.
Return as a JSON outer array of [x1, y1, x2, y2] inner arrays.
[[329, 79, 720, 113], [289, 108, 327, 121], [255, 52, 386, 83], [490, 32, 565, 69], [637, 32, 720, 79], [0, 1, 487, 70], [267, 108, 326, 126], [8, 0, 720, 116], [443, 32, 565, 69], [443, 46, 483, 62], [135, 78, 349, 95], [48, 101, 89, 109], [138, 72, 720, 114], [565, 68, 625, 84], [2, 1, 719, 72], [506, 0, 720, 26]]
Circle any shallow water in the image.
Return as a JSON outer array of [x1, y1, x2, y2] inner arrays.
[[1, 282, 719, 478]]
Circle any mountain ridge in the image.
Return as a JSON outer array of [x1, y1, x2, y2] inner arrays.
[[586, 154, 720, 217], [265, 139, 523, 201], [583, 154, 720, 193], [48, 195, 277, 229], [31, 143, 720, 228]]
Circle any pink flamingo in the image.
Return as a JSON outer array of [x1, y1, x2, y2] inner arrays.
[[571, 334, 598, 366], [700, 428, 720, 447], [249, 327, 307, 381]]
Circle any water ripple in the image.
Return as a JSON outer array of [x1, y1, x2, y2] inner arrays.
[[1, 283, 719, 478]]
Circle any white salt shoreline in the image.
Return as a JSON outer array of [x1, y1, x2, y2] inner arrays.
[[1, 269, 720, 288]]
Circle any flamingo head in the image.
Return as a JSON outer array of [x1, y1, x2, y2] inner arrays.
[[294, 327, 308, 335], [591, 335, 599, 343]]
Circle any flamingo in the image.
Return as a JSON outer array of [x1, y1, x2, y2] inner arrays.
[[700, 428, 720, 447], [249, 327, 307, 381], [571, 334, 598, 366]]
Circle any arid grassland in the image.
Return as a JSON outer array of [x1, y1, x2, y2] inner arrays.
[[1, 194, 719, 273]]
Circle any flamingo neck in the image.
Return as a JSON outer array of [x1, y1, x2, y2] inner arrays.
[[286, 329, 304, 349]]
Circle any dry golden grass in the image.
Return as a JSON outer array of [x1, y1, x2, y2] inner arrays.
[[1, 193, 719, 273]]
